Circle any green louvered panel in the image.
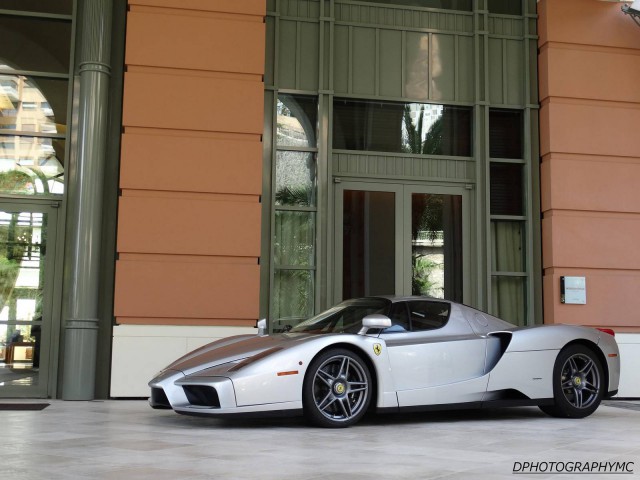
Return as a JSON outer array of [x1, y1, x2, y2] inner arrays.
[[334, 1, 473, 33], [277, 19, 320, 91], [488, 15, 523, 37], [352, 27, 376, 95], [278, 20, 298, 88], [505, 39, 524, 105], [333, 152, 475, 182], [379, 29, 403, 98], [280, 0, 321, 18], [488, 37, 525, 106], [300, 22, 320, 91]]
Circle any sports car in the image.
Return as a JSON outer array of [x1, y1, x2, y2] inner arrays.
[[149, 296, 620, 427]]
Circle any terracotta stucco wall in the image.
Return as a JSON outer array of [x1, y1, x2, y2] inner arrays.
[[539, 0, 640, 330], [114, 0, 265, 326]]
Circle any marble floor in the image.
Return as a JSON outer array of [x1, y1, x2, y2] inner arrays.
[[0, 400, 638, 480]]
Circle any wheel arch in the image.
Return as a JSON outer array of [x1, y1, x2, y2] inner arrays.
[[560, 339, 609, 394], [306, 342, 379, 410]]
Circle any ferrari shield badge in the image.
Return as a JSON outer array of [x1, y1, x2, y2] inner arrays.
[[373, 343, 382, 356]]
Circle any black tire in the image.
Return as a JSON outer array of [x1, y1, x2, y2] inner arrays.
[[539, 344, 604, 419], [302, 348, 372, 428]]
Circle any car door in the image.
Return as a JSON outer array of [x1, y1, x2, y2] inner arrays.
[[380, 300, 489, 407]]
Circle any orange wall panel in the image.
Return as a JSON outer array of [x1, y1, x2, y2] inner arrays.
[[541, 45, 640, 104], [542, 212, 640, 270], [114, 259, 260, 320], [541, 100, 640, 158], [126, 11, 265, 74], [116, 1, 265, 327], [544, 269, 640, 328], [129, 0, 266, 15], [118, 196, 261, 257], [120, 133, 262, 195], [539, 0, 639, 50], [541, 154, 640, 214], [122, 71, 263, 134]]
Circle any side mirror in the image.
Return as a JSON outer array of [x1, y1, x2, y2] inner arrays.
[[358, 314, 392, 335], [256, 319, 268, 336]]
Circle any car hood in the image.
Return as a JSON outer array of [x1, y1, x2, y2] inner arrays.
[[163, 333, 316, 376]]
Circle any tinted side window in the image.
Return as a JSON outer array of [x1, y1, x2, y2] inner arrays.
[[384, 303, 410, 332], [408, 301, 451, 331]]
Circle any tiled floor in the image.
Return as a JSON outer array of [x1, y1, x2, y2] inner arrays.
[[0, 400, 639, 480]]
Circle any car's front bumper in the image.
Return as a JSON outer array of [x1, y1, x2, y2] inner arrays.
[[148, 369, 302, 416]]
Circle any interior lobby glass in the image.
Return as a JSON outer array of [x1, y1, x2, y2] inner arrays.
[[276, 94, 318, 148], [0, 210, 47, 388], [0, 0, 72, 15], [411, 193, 462, 301], [342, 190, 395, 300], [0, 16, 72, 74], [0, 74, 68, 135], [333, 99, 472, 156], [274, 151, 316, 207]]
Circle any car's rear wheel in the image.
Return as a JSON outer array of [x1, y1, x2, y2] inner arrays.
[[302, 348, 372, 428], [540, 344, 604, 418]]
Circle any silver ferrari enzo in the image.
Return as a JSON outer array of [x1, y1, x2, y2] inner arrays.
[[149, 296, 620, 427]]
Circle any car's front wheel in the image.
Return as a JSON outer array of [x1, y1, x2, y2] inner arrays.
[[302, 348, 372, 428], [540, 344, 604, 418]]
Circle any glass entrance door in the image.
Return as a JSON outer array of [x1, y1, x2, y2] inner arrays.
[[335, 182, 468, 304], [0, 201, 57, 397]]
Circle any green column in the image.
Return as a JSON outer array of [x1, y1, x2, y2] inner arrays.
[[62, 0, 113, 400]]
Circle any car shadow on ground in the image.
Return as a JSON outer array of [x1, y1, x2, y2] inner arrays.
[[149, 406, 551, 430]]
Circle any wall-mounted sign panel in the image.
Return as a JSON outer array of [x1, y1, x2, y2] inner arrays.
[[560, 276, 586, 304]]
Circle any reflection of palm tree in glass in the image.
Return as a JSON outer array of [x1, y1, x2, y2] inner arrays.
[[402, 104, 443, 155], [402, 107, 445, 296]]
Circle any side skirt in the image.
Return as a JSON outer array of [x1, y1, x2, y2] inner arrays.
[[377, 398, 554, 414]]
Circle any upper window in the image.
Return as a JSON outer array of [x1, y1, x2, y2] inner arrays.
[[0, 16, 72, 74], [0, 8, 73, 196], [367, 0, 472, 12], [488, 0, 522, 16], [489, 109, 523, 159], [0, 0, 72, 15], [277, 94, 318, 148], [333, 99, 472, 157]]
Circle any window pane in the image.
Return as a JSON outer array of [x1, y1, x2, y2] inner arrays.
[[0, 136, 65, 195], [0, 16, 72, 74], [491, 276, 526, 326], [0, 0, 72, 14], [275, 151, 316, 207], [343, 190, 395, 300], [488, 0, 522, 16], [491, 220, 524, 273], [490, 163, 523, 216], [0, 74, 68, 134], [407, 300, 451, 331], [272, 269, 314, 321], [273, 211, 315, 267], [489, 109, 523, 159], [333, 99, 472, 156], [411, 193, 463, 301], [0, 209, 48, 385], [276, 94, 317, 147]]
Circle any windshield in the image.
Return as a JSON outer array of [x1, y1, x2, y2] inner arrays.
[[289, 298, 391, 334]]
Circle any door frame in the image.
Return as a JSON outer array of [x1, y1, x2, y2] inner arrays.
[[0, 199, 60, 398], [333, 180, 471, 305]]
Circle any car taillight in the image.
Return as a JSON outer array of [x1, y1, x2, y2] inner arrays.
[[597, 328, 615, 337]]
